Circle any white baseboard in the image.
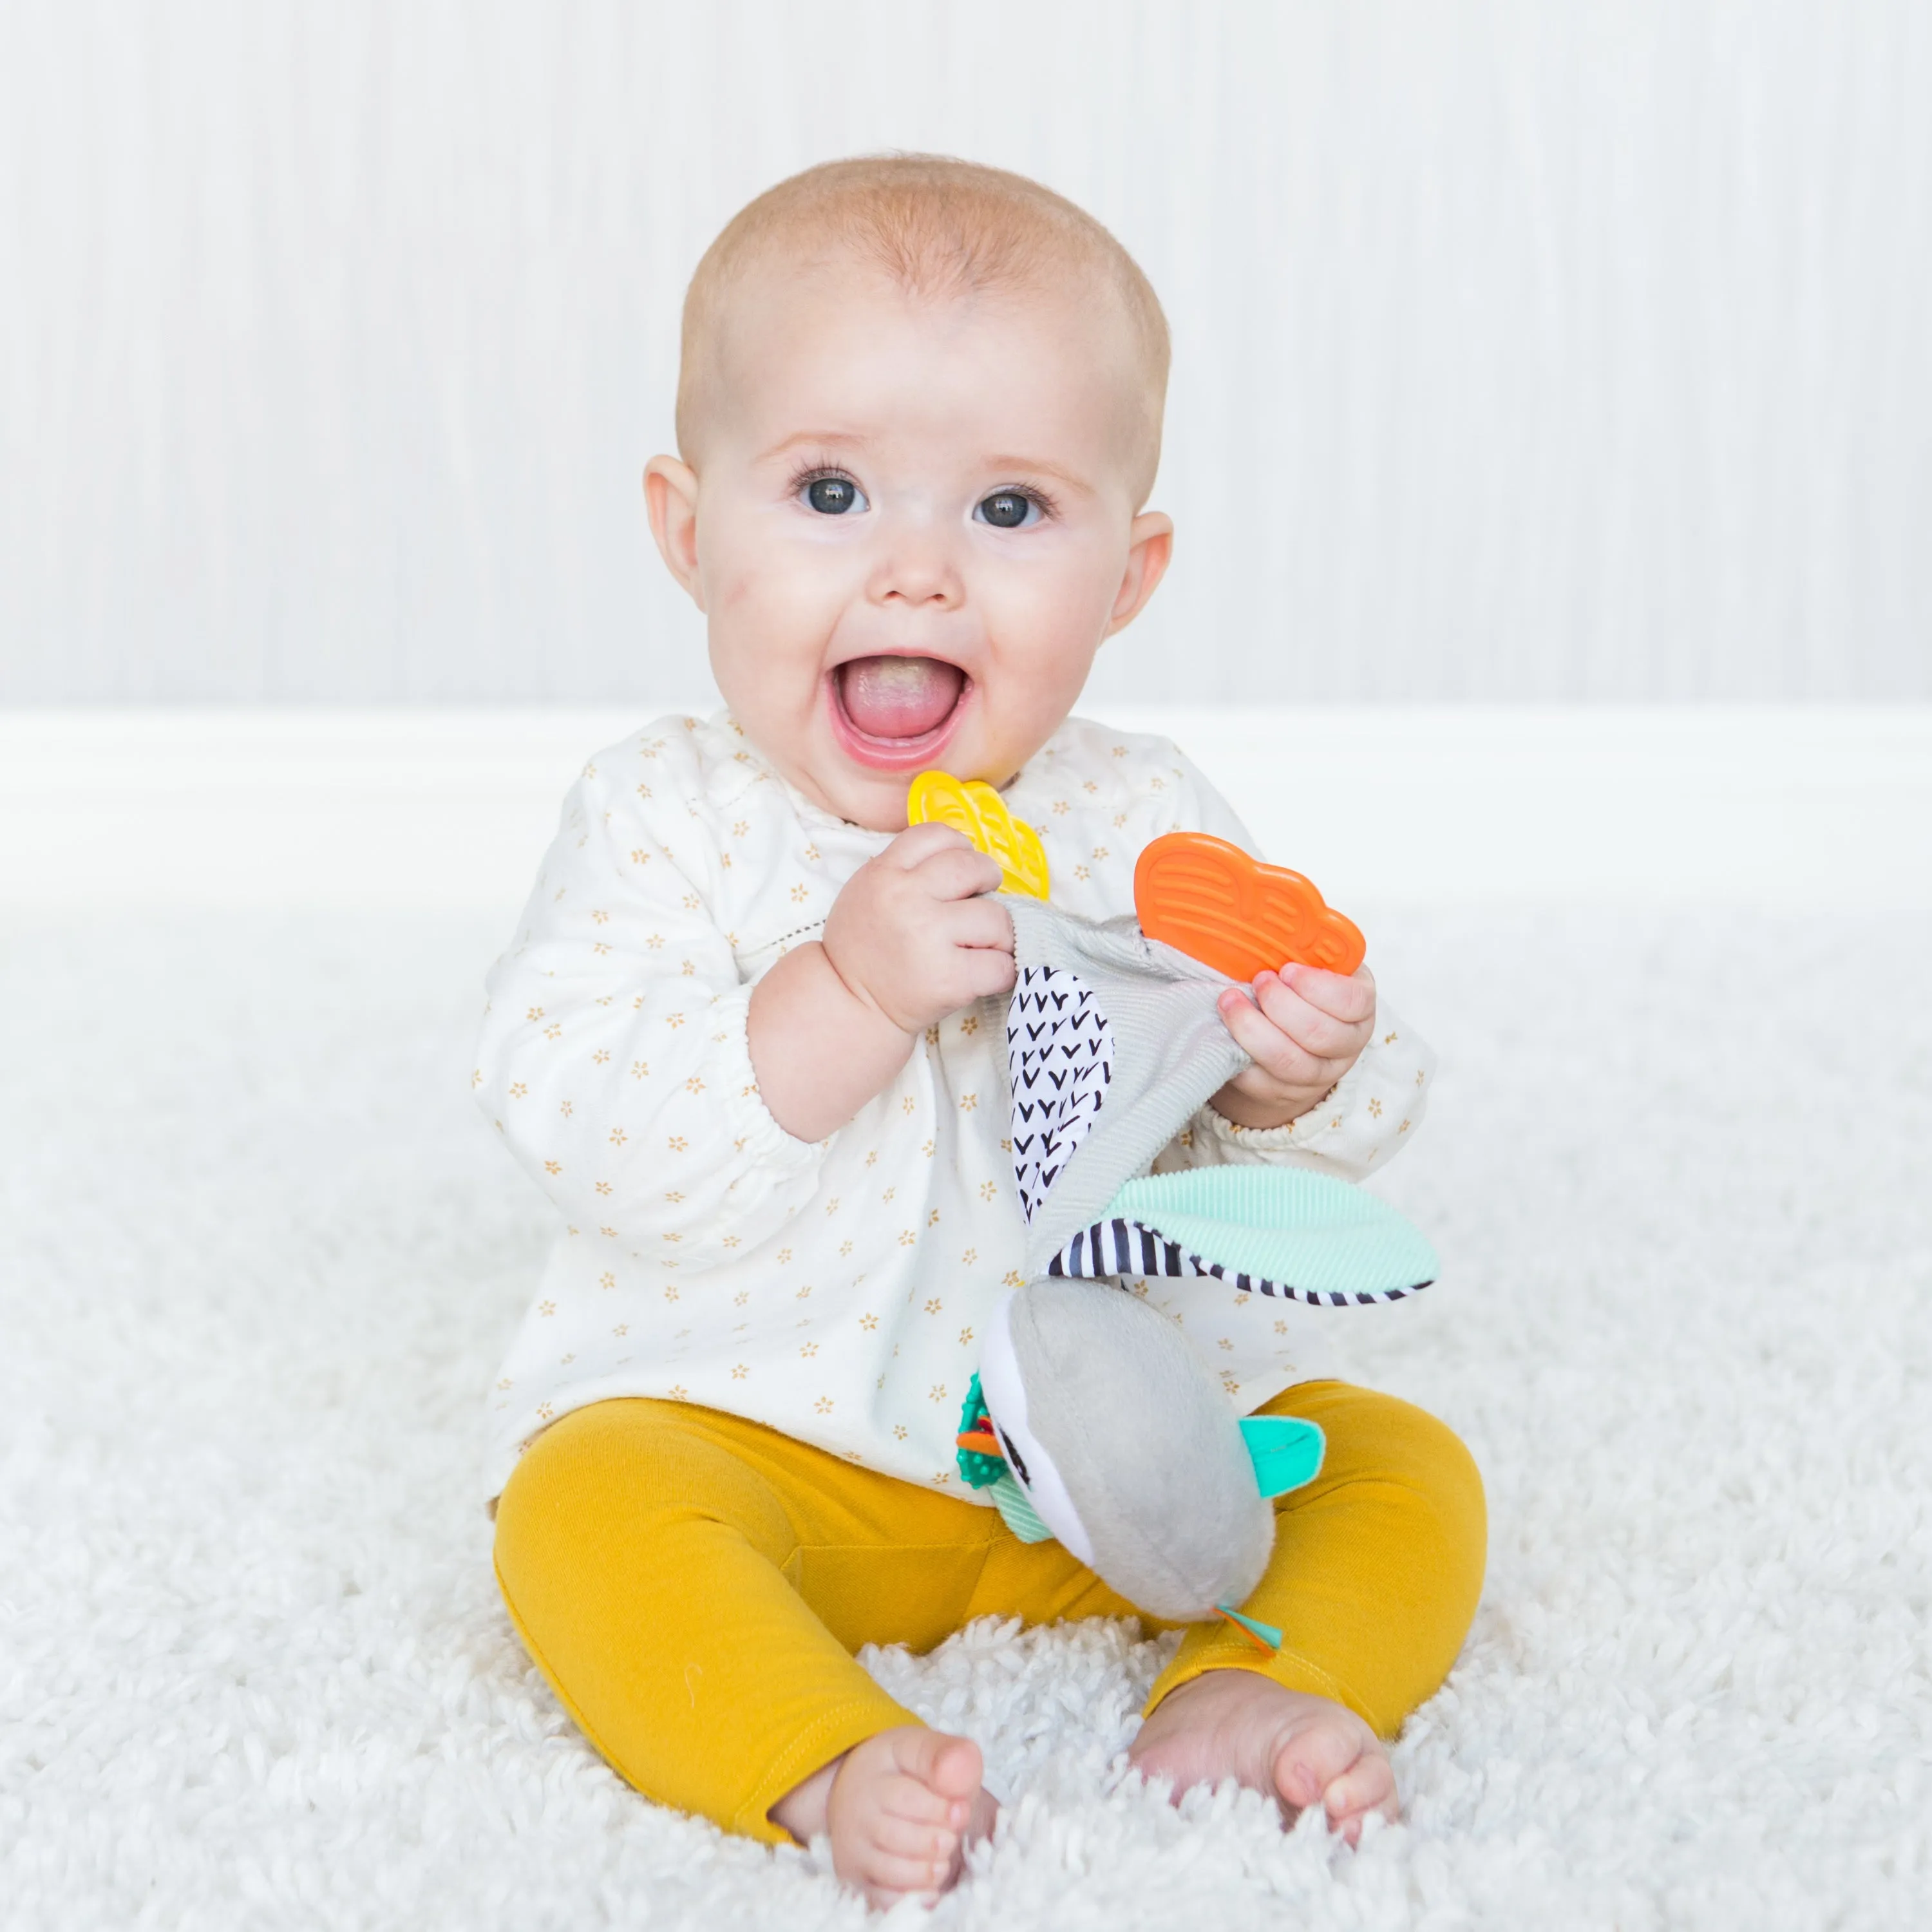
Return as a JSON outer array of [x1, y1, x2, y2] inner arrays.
[[3, 705, 1928, 913]]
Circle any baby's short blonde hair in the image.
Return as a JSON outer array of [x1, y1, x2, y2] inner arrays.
[[676, 154, 1171, 501]]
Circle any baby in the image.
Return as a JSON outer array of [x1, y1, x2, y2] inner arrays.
[[478, 156, 1484, 1909]]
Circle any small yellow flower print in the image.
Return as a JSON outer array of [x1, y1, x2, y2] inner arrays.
[[1384, 1031, 1398, 1045], [859, 1312, 878, 1331], [667, 1382, 686, 1399], [838, 1240, 854, 1257], [536, 1403, 554, 1420], [790, 884, 809, 904], [1074, 865, 1091, 882], [496, 1378, 512, 1390], [685, 1075, 704, 1095], [824, 1198, 840, 1215], [800, 1341, 819, 1358], [1092, 846, 1110, 860], [927, 1209, 941, 1227], [1083, 781, 1099, 795], [723, 1235, 740, 1250], [881, 1186, 896, 1204], [731, 1363, 748, 1380], [609, 1127, 629, 1146], [922, 1139, 936, 1157], [636, 782, 652, 800], [592, 1048, 611, 1065], [958, 1327, 974, 1346], [667, 1135, 688, 1152], [733, 1290, 749, 1307], [1003, 1271, 1024, 1288], [1368, 1097, 1383, 1119], [1220, 1372, 1240, 1394], [544, 1024, 562, 1041], [924, 1298, 943, 1314], [929, 1384, 948, 1403], [893, 1423, 909, 1440], [646, 934, 664, 951], [899, 1231, 916, 1247], [591, 909, 609, 925], [865, 1150, 879, 1167], [960, 1094, 978, 1112], [979, 1181, 998, 1202], [1052, 799, 1070, 815], [1218, 1338, 1235, 1352], [544, 1159, 562, 1176], [814, 1396, 834, 1414], [665, 1012, 685, 1030], [664, 1189, 684, 1204], [1274, 1320, 1289, 1334], [961, 1247, 977, 1265], [601, 1225, 618, 1238], [681, 894, 700, 911], [777, 1247, 793, 1264], [803, 842, 820, 861], [1399, 1118, 1411, 1133], [538, 1300, 556, 1316], [559, 1352, 575, 1366], [796, 1283, 813, 1300], [594, 1180, 612, 1196], [630, 848, 651, 864], [471, 1070, 483, 1089], [599, 1272, 615, 1289], [526, 1007, 544, 1022]]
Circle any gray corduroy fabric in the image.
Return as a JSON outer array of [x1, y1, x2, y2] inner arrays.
[[1003, 896, 1247, 1276]]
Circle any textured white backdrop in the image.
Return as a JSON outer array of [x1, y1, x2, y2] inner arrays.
[[3, 0, 1928, 705]]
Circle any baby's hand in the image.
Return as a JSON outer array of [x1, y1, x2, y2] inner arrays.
[[1208, 963, 1377, 1131], [822, 823, 1016, 1034]]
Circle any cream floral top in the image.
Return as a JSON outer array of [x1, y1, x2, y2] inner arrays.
[[474, 712, 1434, 1501]]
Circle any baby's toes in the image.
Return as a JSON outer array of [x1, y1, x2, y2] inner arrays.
[[1271, 1719, 1365, 1814], [874, 1809, 961, 1877], [1321, 1747, 1397, 1845]]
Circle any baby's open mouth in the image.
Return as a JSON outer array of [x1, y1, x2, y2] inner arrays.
[[828, 656, 970, 770]]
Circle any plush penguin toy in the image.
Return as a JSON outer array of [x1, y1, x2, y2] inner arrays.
[[909, 773, 1439, 1639]]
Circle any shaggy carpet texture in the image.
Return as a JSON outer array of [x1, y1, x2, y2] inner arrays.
[[3, 909, 1929, 1929]]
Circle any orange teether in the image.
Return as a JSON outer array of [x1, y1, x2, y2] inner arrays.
[[1133, 831, 1366, 981], [907, 770, 1050, 900]]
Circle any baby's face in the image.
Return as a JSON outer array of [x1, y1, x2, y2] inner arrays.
[[648, 263, 1170, 831]]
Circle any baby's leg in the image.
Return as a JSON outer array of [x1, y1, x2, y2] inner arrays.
[[493, 1397, 1006, 1905], [1129, 1381, 1486, 1840]]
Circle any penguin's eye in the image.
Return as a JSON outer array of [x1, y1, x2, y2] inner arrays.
[[800, 473, 867, 515], [975, 489, 1044, 529]]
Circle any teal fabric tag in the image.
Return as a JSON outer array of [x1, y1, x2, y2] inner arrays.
[[1238, 1416, 1326, 1496], [1103, 1166, 1437, 1296]]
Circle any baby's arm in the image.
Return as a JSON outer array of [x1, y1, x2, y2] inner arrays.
[[750, 824, 1016, 1141]]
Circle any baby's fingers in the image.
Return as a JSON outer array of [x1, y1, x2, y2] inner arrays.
[[1249, 972, 1372, 1062], [1216, 986, 1328, 1085], [1276, 961, 1376, 1025]]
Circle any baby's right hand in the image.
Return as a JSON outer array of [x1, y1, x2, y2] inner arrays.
[[822, 823, 1015, 1034]]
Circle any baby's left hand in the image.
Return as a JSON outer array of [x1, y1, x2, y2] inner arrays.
[[1208, 963, 1377, 1131]]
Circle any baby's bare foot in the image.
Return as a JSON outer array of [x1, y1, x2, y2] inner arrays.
[[771, 1725, 995, 1909], [1128, 1669, 1396, 1845]]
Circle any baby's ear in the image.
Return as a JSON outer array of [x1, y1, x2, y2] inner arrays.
[[643, 456, 704, 607]]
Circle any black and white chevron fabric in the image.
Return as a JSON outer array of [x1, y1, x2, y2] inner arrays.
[[1043, 1217, 1434, 1307], [1006, 965, 1114, 1225]]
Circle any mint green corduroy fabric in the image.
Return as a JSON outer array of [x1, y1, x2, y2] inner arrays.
[[1103, 1167, 1437, 1296]]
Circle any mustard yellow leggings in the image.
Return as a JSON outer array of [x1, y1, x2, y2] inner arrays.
[[493, 1379, 1484, 1846]]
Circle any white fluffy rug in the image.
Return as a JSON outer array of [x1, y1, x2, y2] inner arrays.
[[5, 908, 1929, 1929]]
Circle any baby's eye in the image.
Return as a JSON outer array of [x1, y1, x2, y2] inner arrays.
[[802, 474, 867, 515], [975, 489, 1042, 529]]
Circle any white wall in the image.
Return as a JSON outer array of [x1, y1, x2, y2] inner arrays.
[[3, 0, 1927, 706]]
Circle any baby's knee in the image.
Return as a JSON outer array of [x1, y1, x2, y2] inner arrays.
[[496, 1397, 791, 1582]]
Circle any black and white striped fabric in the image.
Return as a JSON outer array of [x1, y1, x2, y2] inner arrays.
[[1007, 965, 1114, 1225], [1043, 1217, 1434, 1307]]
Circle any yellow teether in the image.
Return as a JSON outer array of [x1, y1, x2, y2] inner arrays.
[[907, 770, 1050, 900]]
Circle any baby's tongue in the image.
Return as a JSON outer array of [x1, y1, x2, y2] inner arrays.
[[836, 656, 965, 739]]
